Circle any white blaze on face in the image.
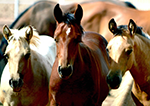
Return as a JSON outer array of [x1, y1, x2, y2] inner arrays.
[[66, 27, 71, 36]]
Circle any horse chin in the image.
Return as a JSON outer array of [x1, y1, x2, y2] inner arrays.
[[58, 74, 72, 80], [13, 87, 22, 92], [108, 82, 121, 89], [110, 84, 120, 89]]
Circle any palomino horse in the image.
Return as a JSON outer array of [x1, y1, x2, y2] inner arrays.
[[49, 4, 110, 106], [106, 19, 150, 106], [0, 25, 56, 105]]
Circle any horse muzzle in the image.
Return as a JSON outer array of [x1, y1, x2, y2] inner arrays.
[[106, 70, 122, 89], [9, 78, 23, 92], [58, 64, 73, 79]]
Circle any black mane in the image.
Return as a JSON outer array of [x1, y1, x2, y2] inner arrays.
[[116, 25, 150, 40], [62, 13, 84, 34]]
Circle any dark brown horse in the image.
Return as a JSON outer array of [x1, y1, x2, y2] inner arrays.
[[49, 4, 110, 106], [107, 19, 150, 106]]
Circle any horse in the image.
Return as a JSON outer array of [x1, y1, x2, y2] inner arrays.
[[0, 0, 136, 73], [106, 18, 150, 106], [49, 4, 110, 106], [0, 25, 56, 105]]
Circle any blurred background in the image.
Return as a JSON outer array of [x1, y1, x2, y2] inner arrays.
[[0, 0, 150, 31]]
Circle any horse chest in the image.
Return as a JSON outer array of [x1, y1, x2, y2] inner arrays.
[[51, 76, 96, 105]]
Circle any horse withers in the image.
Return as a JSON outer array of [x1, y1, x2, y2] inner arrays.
[[106, 18, 150, 106], [49, 4, 110, 106], [0, 25, 56, 105]]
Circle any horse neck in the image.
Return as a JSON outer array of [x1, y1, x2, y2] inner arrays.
[[77, 43, 106, 96], [23, 52, 34, 86], [130, 35, 150, 89], [31, 49, 49, 83]]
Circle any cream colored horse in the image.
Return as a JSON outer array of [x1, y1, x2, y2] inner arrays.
[[0, 25, 56, 106]]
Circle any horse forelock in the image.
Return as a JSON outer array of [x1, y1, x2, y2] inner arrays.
[[63, 13, 83, 34], [7, 27, 41, 54], [113, 25, 128, 36]]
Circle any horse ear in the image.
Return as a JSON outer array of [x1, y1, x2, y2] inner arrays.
[[3, 25, 12, 41], [54, 4, 63, 23], [109, 18, 118, 35], [128, 19, 137, 36], [74, 4, 83, 24], [25, 26, 33, 42]]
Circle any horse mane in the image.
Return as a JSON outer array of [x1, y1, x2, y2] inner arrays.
[[62, 13, 84, 34], [116, 25, 150, 40], [139, 32, 150, 40]]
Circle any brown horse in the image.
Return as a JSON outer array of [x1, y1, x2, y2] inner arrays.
[[49, 4, 110, 106], [106, 19, 150, 106], [0, 25, 56, 105]]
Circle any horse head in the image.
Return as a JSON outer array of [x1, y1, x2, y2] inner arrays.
[[106, 19, 139, 89], [53, 4, 83, 79], [3, 25, 33, 92]]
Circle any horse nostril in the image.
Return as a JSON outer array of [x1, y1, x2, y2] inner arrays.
[[106, 76, 121, 89], [9, 78, 23, 88], [58, 66, 62, 75]]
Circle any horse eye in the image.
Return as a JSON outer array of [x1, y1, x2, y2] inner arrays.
[[125, 49, 133, 55], [106, 46, 111, 53], [54, 38, 58, 43], [106, 48, 109, 53], [25, 52, 30, 59]]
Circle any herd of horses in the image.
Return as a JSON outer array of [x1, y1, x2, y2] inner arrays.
[[0, 0, 150, 106]]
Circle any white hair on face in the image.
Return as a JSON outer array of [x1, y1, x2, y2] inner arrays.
[[66, 27, 71, 36]]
